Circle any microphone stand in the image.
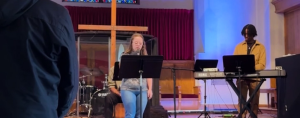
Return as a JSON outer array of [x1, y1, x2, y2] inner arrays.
[[136, 49, 144, 118], [161, 67, 194, 118]]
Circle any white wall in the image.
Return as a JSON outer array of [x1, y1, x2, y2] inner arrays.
[[194, 0, 285, 105], [52, 0, 193, 9]]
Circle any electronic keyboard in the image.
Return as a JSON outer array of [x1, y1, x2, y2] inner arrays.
[[194, 70, 286, 79]]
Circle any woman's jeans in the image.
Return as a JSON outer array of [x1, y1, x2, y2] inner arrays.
[[120, 90, 147, 118]]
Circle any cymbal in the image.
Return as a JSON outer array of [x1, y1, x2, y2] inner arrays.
[[89, 68, 103, 76], [80, 67, 91, 75], [79, 75, 91, 79], [80, 67, 103, 76]]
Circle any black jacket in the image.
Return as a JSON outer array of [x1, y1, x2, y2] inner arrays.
[[0, 0, 78, 118]]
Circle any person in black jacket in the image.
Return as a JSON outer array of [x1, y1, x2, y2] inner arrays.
[[0, 0, 78, 118]]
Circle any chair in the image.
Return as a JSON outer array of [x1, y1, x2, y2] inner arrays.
[[260, 88, 277, 108], [113, 101, 125, 118]]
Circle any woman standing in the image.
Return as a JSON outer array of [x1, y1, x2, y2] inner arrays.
[[120, 33, 153, 118]]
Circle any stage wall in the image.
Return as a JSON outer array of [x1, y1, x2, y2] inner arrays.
[[194, 0, 285, 105]]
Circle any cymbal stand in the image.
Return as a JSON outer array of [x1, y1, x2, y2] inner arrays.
[[66, 81, 82, 117], [68, 76, 85, 117], [77, 81, 82, 117], [79, 76, 92, 117], [87, 86, 92, 118], [87, 103, 92, 118], [81, 77, 93, 118], [102, 74, 108, 90], [82, 78, 86, 104]]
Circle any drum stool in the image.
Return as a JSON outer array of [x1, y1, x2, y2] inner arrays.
[[113, 102, 125, 118]]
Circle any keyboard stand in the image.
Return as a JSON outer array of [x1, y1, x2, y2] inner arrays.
[[225, 78, 266, 118]]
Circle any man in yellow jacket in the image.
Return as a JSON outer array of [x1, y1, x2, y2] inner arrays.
[[233, 24, 266, 118]]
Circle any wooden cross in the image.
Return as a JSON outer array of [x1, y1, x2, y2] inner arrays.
[[78, 0, 148, 68]]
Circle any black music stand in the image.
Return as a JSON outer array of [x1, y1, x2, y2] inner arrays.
[[119, 55, 163, 118], [194, 59, 218, 118], [223, 55, 265, 118]]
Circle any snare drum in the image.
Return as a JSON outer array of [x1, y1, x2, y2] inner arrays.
[[78, 85, 97, 114], [79, 85, 97, 105]]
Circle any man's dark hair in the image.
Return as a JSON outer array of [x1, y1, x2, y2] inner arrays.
[[241, 24, 257, 37]]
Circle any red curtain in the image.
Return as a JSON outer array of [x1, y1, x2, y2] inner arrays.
[[66, 6, 194, 60]]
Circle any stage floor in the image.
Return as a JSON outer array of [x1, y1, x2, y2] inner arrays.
[[160, 99, 276, 118], [65, 114, 276, 118], [65, 98, 277, 118]]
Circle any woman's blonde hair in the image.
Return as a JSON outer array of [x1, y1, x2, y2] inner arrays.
[[124, 33, 148, 55]]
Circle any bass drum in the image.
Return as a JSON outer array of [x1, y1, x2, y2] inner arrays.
[[90, 89, 110, 116]]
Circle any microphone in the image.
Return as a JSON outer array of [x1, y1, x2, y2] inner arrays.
[[131, 49, 141, 55], [137, 49, 141, 55]]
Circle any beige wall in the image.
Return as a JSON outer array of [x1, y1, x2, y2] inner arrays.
[[269, 0, 285, 69]]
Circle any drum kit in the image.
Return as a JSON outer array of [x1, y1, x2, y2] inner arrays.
[[66, 67, 110, 118]]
